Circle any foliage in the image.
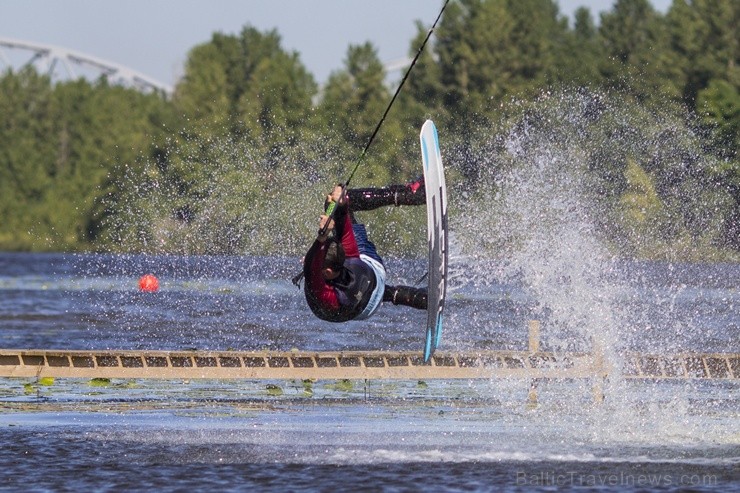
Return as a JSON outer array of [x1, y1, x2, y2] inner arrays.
[[0, 69, 171, 250], [0, 0, 737, 260]]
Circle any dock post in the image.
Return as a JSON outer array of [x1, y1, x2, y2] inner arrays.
[[592, 340, 606, 404], [527, 320, 541, 406]]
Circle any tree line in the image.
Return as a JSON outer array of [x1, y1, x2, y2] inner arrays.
[[0, 0, 737, 259]]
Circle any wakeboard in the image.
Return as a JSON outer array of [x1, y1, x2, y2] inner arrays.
[[419, 120, 448, 362]]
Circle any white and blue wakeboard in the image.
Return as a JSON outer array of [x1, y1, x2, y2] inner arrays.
[[419, 120, 448, 362]]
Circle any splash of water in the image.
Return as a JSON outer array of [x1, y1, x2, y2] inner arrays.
[[448, 89, 737, 442], [450, 91, 637, 371]]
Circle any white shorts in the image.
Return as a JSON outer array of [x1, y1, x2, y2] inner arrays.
[[355, 254, 386, 320]]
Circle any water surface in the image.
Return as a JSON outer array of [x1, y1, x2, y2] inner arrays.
[[0, 253, 738, 492]]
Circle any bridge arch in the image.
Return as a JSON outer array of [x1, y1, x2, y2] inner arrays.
[[0, 37, 173, 96]]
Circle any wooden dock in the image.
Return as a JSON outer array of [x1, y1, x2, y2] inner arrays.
[[1, 348, 737, 381]]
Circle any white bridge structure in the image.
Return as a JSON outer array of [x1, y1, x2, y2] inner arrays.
[[0, 37, 173, 96], [0, 37, 413, 96]]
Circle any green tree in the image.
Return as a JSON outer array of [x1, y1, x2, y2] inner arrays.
[[599, 0, 681, 104], [320, 43, 390, 147], [698, 79, 740, 158], [0, 69, 172, 251], [663, 0, 739, 251], [403, 20, 446, 120], [2, 7, 738, 259], [318, 42, 407, 183], [173, 41, 232, 137], [666, 0, 739, 106], [0, 69, 56, 249], [434, 0, 516, 122], [410, 0, 571, 182], [696, 79, 740, 248], [175, 27, 317, 144], [135, 25, 321, 254], [557, 7, 604, 86]]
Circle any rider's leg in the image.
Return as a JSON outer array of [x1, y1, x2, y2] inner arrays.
[[347, 176, 425, 211], [383, 285, 428, 310]]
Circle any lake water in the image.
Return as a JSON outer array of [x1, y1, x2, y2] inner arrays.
[[0, 252, 738, 491]]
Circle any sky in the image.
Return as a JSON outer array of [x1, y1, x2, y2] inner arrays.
[[1, 0, 673, 89]]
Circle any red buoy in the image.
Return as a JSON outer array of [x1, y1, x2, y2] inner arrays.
[[138, 274, 159, 292]]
